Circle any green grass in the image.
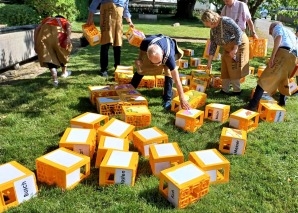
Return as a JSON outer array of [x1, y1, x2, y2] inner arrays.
[[1, 18, 298, 213], [73, 14, 209, 39]]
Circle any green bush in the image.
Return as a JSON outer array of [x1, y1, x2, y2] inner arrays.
[[0, 3, 40, 26], [25, 0, 79, 21]]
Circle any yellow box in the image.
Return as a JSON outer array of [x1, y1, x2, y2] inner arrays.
[[125, 27, 146, 47], [114, 65, 133, 82], [70, 112, 109, 130], [190, 57, 201, 67], [0, 161, 38, 212], [88, 85, 117, 106], [175, 109, 204, 132], [203, 39, 220, 62], [204, 103, 230, 123], [189, 149, 230, 184], [97, 118, 135, 141], [59, 127, 97, 159], [179, 59, 189, 69], [149, 142, 184, 177], [117, 73, 134, 85], [257, 65, 266, 77], [219, 127, 247, 155], [289, 79, 298, 95], [95, 136, 130, 168], [133, 127, 168, 157], [121, 105, 151, 128], [120, 94, 148, 107], [191, 70, 212, 85], [36, 147, 90, 189], [258, 103, 286, 122], [139, 75, 156, 88], [229, 109, 260, 132], [155, 75, 164, 87], [99, 150, 139, 186], [96, 96, 123, 116], [189, 78, 208, 92], [116, 89, 141, 98], [171, 90, 207, 112], [159, 161, 210, 209], [249, 66, 255, 75], [82, 23, 101, 46], [249, 37, 268, 58], [112, 83, 135, 91], [210, 74, 222, 88], [183, 49, 194, 56], [178, 73, 191, 86]]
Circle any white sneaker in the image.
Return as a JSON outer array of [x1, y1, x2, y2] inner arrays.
[[61, 70, 72, 78], [53, 80, 59, 87]]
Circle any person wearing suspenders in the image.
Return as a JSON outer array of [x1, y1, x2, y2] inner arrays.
[[221, 0, 257, 95], [130, 34, 191, 111], [246, 22, 298, 110], [202, 10, 249, 96]]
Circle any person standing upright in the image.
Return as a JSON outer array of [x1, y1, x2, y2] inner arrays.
[[222, 0, 258, 39], [220, 0, 257, 94], [87, 0, 134, 77]]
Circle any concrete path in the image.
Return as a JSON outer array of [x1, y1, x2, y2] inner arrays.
[[254, 18, 296, 49]]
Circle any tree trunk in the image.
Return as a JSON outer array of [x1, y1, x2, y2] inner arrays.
[[175, 0, 196, 19]]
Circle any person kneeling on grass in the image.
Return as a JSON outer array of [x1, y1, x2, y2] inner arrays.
[[129, 34, 191, 111], [34, 15, 72, 86], [246, 22, 298, 111]]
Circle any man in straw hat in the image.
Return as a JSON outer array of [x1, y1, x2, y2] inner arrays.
[[246, 21, 298, 110], [87, 0, 134, 77], [130, 34, 191, 111]]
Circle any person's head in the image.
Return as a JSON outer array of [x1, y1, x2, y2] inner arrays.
[[223, 0, 235, 6], [201, 10, 221, 28], [55, 15, 66, 19], [269, 21, 282, 35], [147, 44, 163, 66]]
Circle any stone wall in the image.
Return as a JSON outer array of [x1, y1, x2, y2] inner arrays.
[[0, 25, 37, 70]]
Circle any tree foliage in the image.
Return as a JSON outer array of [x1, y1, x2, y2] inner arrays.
[[175, 0, 297, 24], [24, 0, 79, 21]]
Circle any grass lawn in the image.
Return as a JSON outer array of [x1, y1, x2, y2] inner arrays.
[[0, 17, 298, 213]]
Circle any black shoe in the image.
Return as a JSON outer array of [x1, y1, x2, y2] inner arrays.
[[99, 70, 108, 77], [217, 89, 230, 95], [162, 100, 171, 111], [244, 104, 257, 111], [230, 90, 242, 96], [278, 96, 287, 106]]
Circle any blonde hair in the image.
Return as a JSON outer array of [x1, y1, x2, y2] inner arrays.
[[201, 9, 221, 24]]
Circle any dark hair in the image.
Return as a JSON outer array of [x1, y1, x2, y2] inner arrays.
[[55, 15, 66, 19]]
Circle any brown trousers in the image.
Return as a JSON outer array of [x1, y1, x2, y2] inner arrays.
[[221, 33, 249, 79], [35, 24, 72, 68], [100, 3, 123, 46], [258, 48, 297, 96]]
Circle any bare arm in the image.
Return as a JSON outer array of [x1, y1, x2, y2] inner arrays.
[[86, 12, 94, 25], [247, 18, 258, 39], [269, 35, 282, 68], [171, 68, 191, 110]]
